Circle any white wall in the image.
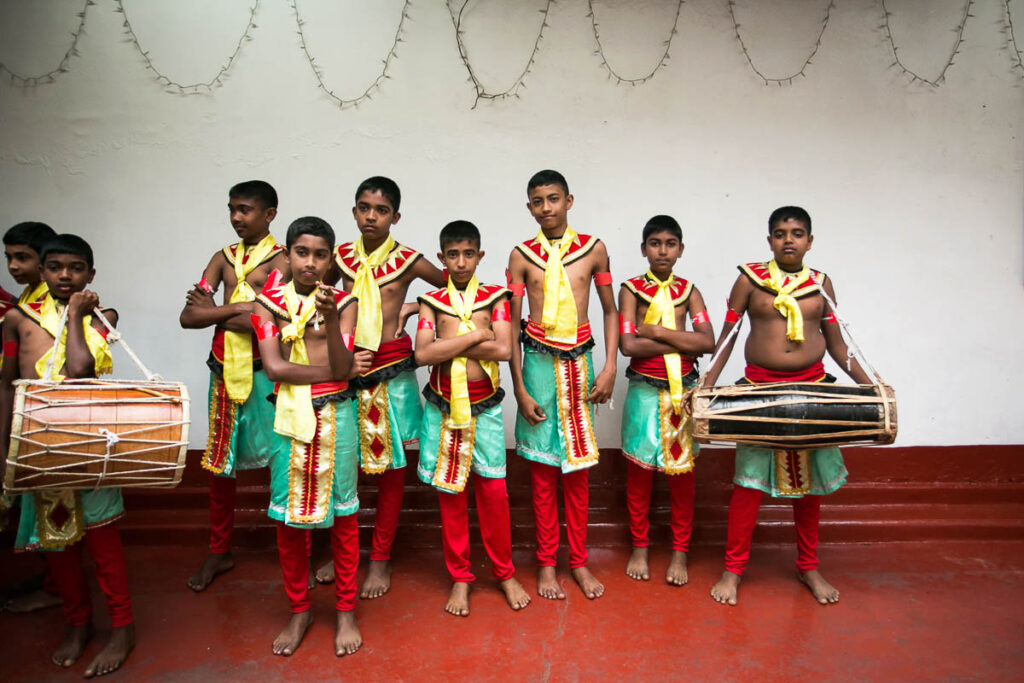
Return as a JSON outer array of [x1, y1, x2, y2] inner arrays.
[[1, 0, 1021, 448]]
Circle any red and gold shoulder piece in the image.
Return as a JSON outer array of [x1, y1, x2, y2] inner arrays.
[[335, 240, 422, 285], [332, 288, 356, 312], [515, 233, 598, 271], [256, 269, 289, 318], [418, 284, 509, 317], [622, 274, 692, 306], [221, 241, 284, 267], [17, 297, 45, 326], [738, 262, 821, 299]]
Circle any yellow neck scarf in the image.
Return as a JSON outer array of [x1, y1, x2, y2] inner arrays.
[[273, 282, 320, 443], [447, 276, 499, 429], [642, 271, 684, 413], [536, 226, 578, 344], [224, 233, 279, 402], [35, 295, 113, 381], [19, 281, 48, 305], [766, 260, 812, 342], [351, 235, 395, 352]]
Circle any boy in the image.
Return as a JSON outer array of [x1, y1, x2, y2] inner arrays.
[[618, 215, 714, 586], [325, 176, 446, 597], [704, 206, 870, 606], [253, 216, 369, 657], [507, 170, 618, 600], [414, 220, 530, 617], [0, 234, 134, 677], [180, 180, 289, 592]]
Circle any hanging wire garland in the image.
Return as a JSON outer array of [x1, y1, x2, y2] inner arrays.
[[290, 0, 409, 109], [0, 0, 94, 86], [115, 0, 260, 94], [1004, 0, 1024, 75], [729, 0, 833, 86], [449, 0, 553, 109], [881, 0, 973, 87], [587, 0, 682, 85]]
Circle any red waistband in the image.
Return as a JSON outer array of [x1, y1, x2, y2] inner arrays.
[[428, 366, 498, 403], [629, 354, 694, 380], [744, 362, 825, 384], [524, 320, 592, 350], [273, 379, 349, 398], [211, 328, 261, 362], [359, 334, 413, 373]]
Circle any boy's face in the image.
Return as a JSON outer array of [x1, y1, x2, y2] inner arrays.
[[288, 234, 333, 289], [43, 253, 94, 302], [352, 190, 400, 244], [4, 244, 42, 286], [438, 240, 483, 287], [768, 218, 813, 269], [527, 184, 573, 233], [228, 195, 276, 243], [640, 231, 683, 275]]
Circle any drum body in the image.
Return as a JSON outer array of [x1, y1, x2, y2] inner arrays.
[[691, 382, 897, 448], [4, 379, 190, 492]]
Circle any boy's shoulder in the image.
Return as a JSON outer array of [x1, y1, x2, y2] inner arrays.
[[622, 272, 693, 304], [738, 261, 825, 298], [418, 283, 509, 316], [514, 231, 599, 269], [334, 238, 422, 283]]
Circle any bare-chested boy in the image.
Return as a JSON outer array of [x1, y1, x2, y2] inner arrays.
[[319, 176, 446, 597], [704, 206, 870, 607], [507, 170, 618, 600], [253, 216, 368, 657], [414, 220, 530, 617], [0, 234, 134, 677], [619, 216, 714, 586], [179, 180, 290, 592]]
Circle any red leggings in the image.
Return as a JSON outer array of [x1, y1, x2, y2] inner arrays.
[[625, 461, 695, 552], [530, 461, 589, 568], [438, 475, 515, 583], [276, 515, 358, 613], [46, 523, 133, 628], [724, 484, 821, 576], [369, 467, 405, 562], [208, 474, 236, 554]]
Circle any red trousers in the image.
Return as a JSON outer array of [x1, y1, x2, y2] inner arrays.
[[438, 476, 515, 583], [724, 484, 821, 576], [208, 474, 236, 554], [369, 467, 405, 562], [46, 523, 133, 628], [625, 461, 695, 552], [276, 515, 358, 613], [530, 461, 589, 568]]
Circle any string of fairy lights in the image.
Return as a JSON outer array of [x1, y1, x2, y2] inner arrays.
[[0, 0, 93, 86], [587, 0, 683, 85], [881, 0, 973, 87], [1004, 0, 1024, 76], [729, 0, 834, 86]]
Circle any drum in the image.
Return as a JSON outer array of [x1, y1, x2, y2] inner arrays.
[[4, 379, 190, 492], [691, 382, 897, 448]]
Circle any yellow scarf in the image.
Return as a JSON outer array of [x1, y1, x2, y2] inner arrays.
[[223, 233, 279, 402], [351, 235, 395, 352], [536, 226, 578, 344], [19, 281, 48, 305], [447, 276, 499, 429], [766, 260, 812, 342], [273, 282, 319, 443], [35, 295, 113, 381], [642, 270, 684, 413]]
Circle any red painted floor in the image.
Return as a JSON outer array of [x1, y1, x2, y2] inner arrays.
[[2, 541, 1022, 681]]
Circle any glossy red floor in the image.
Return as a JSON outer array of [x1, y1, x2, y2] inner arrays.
[[2, 540, 1021, 681]]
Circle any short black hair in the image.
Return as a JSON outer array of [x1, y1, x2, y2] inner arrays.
[[355, 176, 401, 213], [229, 180, 278, 209], [4, 222, 58, 255], [439, 220, 481, 250], [642, 215, 683, 243], [286, 216, 335, 250], [527, 170, 569, 196], [768, 206, 811, 234], [41, 234, 94, 269]]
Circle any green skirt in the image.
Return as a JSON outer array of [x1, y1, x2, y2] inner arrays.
[[15, 489, 124, 551], [418, 400, 506, 492], [204, 368, 285, 477], [356, 368, 423, 472], [621, 379, 699, 471], [734, 445, 848, 498]]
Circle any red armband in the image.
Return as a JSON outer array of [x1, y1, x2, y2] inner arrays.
[[417, 318, 435, 331], [3, 340, 18, 358], [824, 313, 838, 324], [492, 301, 510, 322], [197, 276, 214, 294], [690, 310, 709, 326], [250, 314, 279, 341], [508, 282, 526, 298], [342, 333, 355, 351], [725, 309, 741, 324], [619, 315, 636, 335], [594, 271, 613, 286]]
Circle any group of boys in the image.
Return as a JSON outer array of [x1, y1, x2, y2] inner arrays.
[[0, 168, 869, 674]]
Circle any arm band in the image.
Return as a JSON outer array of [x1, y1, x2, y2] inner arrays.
[[417, 319, 435, 331], [492, 301, 511, 322], [593, 271, 613, 286], [824, 313, 838, 324], [619, 315, 637, 335], [250, 314, 279, 341], [725, 309, 741, 324], [198, 276, 214, 294], [3, 340, 18, 358], [342, 333, 355, 351], [508, 282, 526, 298], [690, 310, 709, 326]]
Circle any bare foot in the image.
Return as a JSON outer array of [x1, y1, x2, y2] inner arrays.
[[625, 547, 650, 581], [5, 587, 62, 613], [710, 571, 740, 605], [272, 612, 313, 656], [335, 611, 362, 656], [186, 553, 234, 592], [499, 577, 531, 611], [536, 566, 565, 600], [666, 550, 688, 586], [52, 623, 94, 668], [308, 566, 316, 591], [360, 560, 391, 599], [315, 560, 334, 585], [571, 566, 605, 600], [800, 570, 840, 605], [444, 582, 471, 617], [84, 623, 135, 678]]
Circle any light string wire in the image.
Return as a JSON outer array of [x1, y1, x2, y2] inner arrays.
[[1004, 0, 1024, 75], [0, 0, 94, 86], [289, 0, 410, 109], [729, 0, 834, 86], [881, 0, 973, 87], [449, 0, 553, 108], [588, 0, 683, 85], [115, 0, 260, 94]]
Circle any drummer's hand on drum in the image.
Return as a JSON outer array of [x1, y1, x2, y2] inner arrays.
[[587, 369, 615, 404], [516, 391, 547, 425], [68, 290, 99, 317]]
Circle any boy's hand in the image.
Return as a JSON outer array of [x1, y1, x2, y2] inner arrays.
[[314, 284, 339, 320], [516, 391, 547, 425], [185, 286, 215, 308], [351, 350, 373, 377], [68, 290, 99, 318], [636, 324, 662, 341], [475, 328, 495, 343], [587, 369, 615, 404], [396, 302, 418, 338]]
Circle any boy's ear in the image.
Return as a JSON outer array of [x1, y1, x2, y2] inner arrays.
[[640, 242, 648, 257], [87, 268, 96, 285], [437, 251, 444, 265], [806, 234, 813, 250], [392, 211, 401, 225], [265, 207, 277, 223], [565, 194, 574, 210], [477, 249, 485, 261]]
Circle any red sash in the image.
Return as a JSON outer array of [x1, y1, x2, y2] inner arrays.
[[361, 334, 414, 374], [744, 362, 825, 384], [629, 354, 694, 380], [523, 320, 592, 353], [211, 328, 261, 363], [428, 367, 499, 404]]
